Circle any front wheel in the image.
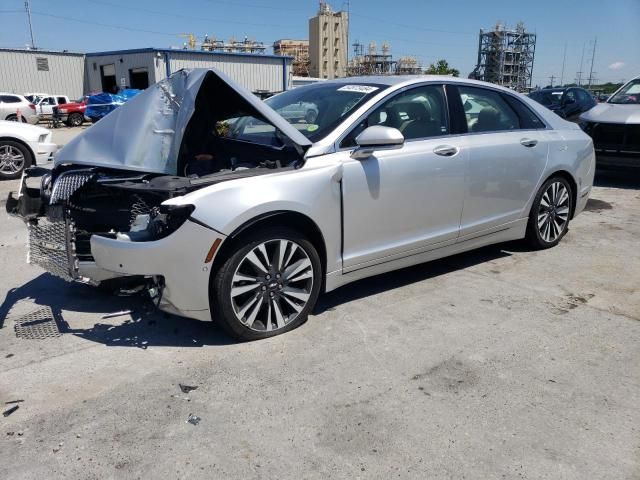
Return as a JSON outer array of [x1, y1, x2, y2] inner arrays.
[[212, 228, 322, 341], [0, 140, 32, 180], [526, 176, 573, 249]]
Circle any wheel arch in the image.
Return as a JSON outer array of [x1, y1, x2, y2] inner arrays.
[[209, 210, 328, 294], [544, 169, 578, 219], [0, 136, 36, 165]]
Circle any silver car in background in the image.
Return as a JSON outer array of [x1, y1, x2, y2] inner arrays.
[[8, 69, 595, 341], [580, 75, 640, 168]]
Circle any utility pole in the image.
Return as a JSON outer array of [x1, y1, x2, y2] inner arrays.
[[587, 37, 597, 89], [560, 42, 567, 86], [24, 0, 36, 49], [548, 75, 556, 87], [576, 42, 586, 86]]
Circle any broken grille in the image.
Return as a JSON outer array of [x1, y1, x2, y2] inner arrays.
[[28, 218, 77, 281], [14, 306, 61, 340], [49, 171, 94, 205]]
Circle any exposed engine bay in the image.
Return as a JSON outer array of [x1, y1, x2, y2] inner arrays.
[[7, 160, 293, 284]]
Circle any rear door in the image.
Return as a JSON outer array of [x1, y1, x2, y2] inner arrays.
[[452, 85, 549, 237]]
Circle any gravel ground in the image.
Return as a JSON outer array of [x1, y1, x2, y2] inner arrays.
[[0, 129, 638, 479]]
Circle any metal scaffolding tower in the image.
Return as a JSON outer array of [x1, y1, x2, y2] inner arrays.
[[347, 41, 421, 76], [471, 22, 536, 91]]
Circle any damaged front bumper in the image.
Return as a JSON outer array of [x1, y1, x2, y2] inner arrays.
[[6, 168, 225, 322], [91, 220, 225, 321]]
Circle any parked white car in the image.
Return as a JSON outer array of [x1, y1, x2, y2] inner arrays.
[[0, 121, 57, 179], [0, 93, 40, 125]]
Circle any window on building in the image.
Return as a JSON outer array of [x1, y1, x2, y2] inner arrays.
[[36, 57, 49, 71]]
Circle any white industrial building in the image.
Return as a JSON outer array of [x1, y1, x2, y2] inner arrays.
[[0, 47, 293, 98], [0, 48, 86, 99]]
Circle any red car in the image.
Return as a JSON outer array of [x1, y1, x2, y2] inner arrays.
[[56, 96, 88, 127]]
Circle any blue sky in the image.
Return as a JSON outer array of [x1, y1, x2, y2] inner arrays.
[[1, 0, 639, 86]]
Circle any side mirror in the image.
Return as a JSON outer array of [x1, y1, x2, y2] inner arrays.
[[563, 97, 575, 105], [351, 126, 405, 160]]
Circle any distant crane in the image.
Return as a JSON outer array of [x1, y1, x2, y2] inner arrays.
[[179, 33, 197, 50]]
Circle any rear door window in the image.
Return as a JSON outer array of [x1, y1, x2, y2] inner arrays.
[[502, 94, 546, 130], [0, 95, 21, 103], [458, 86, 520, 133]]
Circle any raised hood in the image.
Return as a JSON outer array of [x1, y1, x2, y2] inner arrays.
[[580, 103, 640, 125], [55, 68, 312, 175]]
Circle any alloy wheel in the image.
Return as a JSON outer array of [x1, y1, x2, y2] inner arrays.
[[0, 145, 25, 175], [230, 239, 314, 332], [537, 181, 570, 243]]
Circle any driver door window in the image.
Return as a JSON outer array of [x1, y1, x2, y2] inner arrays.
[[341, 85, 449, 147]]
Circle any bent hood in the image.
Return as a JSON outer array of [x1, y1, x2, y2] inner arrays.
[[55, 68, 312, 175], [580, 103, 640, 125]]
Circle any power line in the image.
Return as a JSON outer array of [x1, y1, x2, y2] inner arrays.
[[30, 11, 181, 36], [81, 0, 292, 28]]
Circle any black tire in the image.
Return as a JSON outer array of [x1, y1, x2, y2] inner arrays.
[[5, 115, 18, 122], [67, 112, 84, 127], [526, 175, 573, 249], [0, 140, 33, 180], [212, 227, 322, 341]]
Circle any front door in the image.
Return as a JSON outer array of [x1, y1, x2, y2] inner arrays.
[[454, 85, 549, 236], [340, 84, 467, 271]]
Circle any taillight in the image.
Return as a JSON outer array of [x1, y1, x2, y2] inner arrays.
[[28, 104, 36, 110]]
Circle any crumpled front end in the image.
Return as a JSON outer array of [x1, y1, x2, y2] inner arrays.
[[6, 167, 225, 321]]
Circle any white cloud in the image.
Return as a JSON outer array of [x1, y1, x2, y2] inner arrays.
[[608, 61, 625, 70]]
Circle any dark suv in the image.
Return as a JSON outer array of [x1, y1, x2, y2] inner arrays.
[[529, 87, 596, 121]]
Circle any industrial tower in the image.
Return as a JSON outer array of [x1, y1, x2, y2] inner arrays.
[[471, 22, 536, 91]]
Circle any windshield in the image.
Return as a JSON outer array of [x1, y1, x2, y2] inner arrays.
[[609, 79, 640, 104], [252, 82, 386, 142], [530, 90, 563, 106]]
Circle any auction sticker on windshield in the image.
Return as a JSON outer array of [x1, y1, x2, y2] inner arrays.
[[337, 85, 379, 94]]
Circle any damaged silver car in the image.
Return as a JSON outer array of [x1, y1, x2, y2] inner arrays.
[[7, 68, 595, 341]]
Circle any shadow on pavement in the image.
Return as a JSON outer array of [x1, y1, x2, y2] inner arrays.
[[316, 244, 514, 314], [0, 273, 233, 348]]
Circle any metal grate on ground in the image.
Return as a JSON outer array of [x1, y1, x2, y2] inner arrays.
[[13, 305, 62, 340]]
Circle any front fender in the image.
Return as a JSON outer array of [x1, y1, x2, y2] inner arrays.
[[165, 164, 344, 275]]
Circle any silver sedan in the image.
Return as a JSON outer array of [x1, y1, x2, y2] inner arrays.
[[8, 69, 595, 341]]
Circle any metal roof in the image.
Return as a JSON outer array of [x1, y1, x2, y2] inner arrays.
[[86, 47, 293, 61], [0, 47, 84, 56]]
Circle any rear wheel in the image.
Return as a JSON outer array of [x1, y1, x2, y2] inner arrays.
[[67, 112, 84, 127], [526, 176, 573, 249], [0, 140, 32, 180], [212, 228, 322, 341]]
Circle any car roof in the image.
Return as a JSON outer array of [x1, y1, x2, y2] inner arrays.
[[321, 75, 527, 95]]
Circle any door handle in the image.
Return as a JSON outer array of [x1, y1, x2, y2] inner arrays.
[[520, 138, 538, 148], [433, 145, 459, 157]]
